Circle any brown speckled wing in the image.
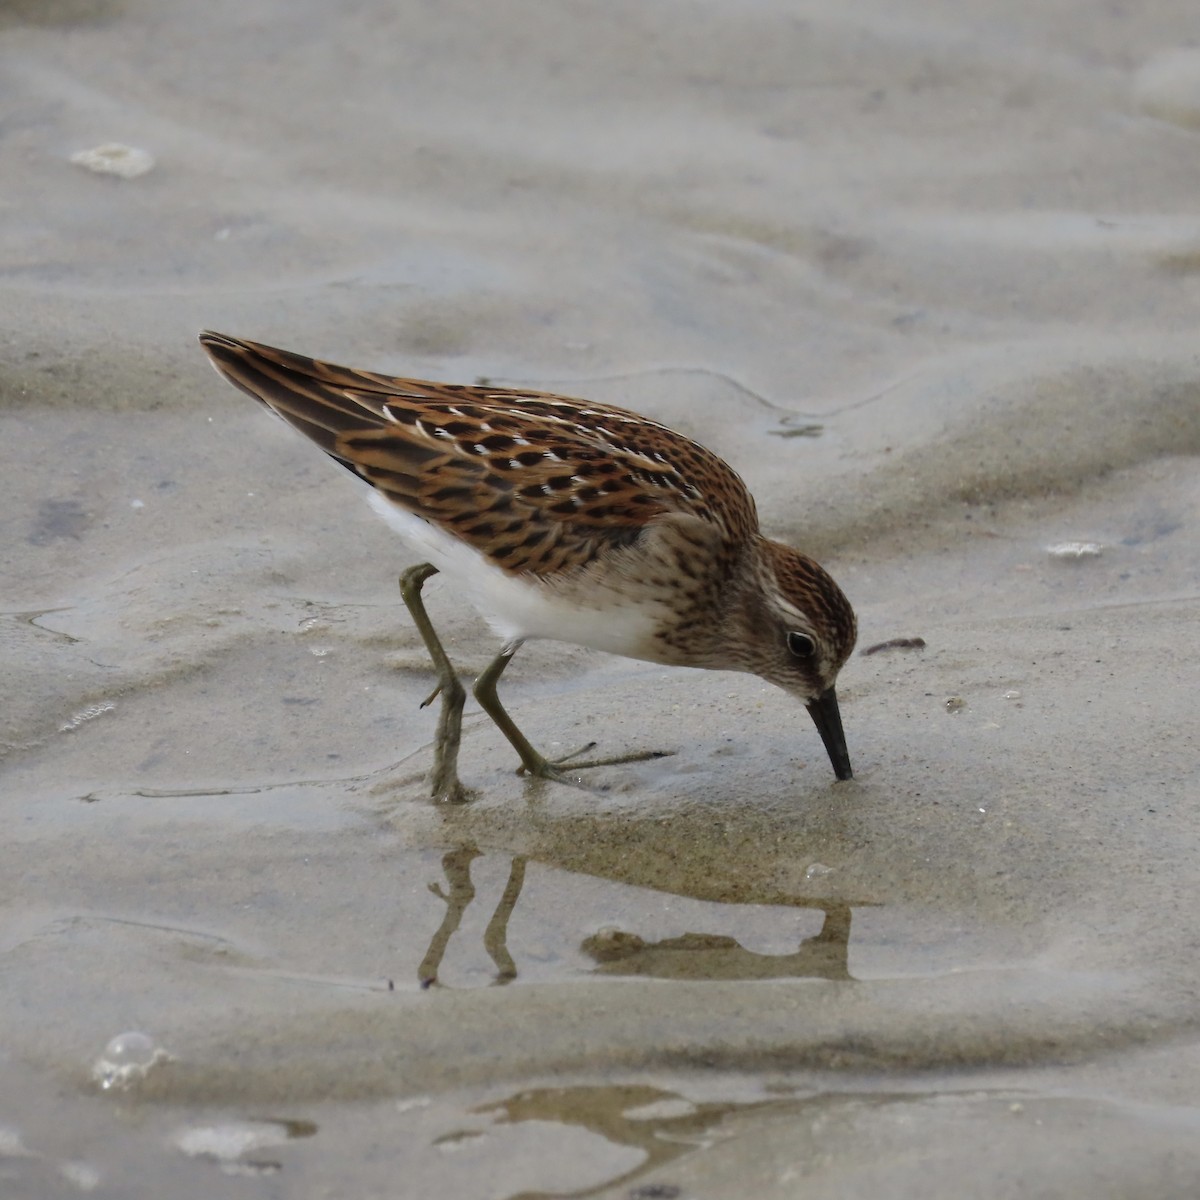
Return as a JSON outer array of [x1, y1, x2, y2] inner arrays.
[[200, 332, 759, 576]]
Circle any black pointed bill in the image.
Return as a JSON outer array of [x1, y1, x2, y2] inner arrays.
[[806, 687, 852, 780]]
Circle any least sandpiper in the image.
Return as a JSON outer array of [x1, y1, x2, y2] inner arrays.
[[200, 332, 857, 798]]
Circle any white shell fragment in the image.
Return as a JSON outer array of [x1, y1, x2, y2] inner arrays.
[[69, 143, 156, 179], [1045, 541, 1103, 559]]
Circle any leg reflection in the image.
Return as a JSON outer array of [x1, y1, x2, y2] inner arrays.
[[419, 847, 527, 988], [483, 857, 526, 985]]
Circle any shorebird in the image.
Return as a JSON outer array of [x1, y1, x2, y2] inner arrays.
[[200, 332, 857, 800]]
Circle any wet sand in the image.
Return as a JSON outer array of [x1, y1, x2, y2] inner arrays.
[[2, 0, 1200, 1195]]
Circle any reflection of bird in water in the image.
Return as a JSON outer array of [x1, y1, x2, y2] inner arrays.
[[416, 845, 864, 988], [581, 904, 853, 982]]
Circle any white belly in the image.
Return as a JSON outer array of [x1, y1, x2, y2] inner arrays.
[[367, 490, 662, 657]]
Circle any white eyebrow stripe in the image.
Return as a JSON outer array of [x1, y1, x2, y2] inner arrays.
[[769, 589, 810, 625]]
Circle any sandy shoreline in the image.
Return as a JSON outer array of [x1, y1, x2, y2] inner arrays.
[[3, 1, 1200, 1195]]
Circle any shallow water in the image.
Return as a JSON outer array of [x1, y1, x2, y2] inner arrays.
[[3, 0, 1200, 1195]]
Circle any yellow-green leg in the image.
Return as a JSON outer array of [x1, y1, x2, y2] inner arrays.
[[472, 643, 673, 780], [399, 564, 470, 804]]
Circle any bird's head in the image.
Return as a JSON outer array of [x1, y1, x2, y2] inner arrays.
[[730, 538, 857, 779]]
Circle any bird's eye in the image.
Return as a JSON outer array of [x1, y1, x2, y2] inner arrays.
[[787, 632, 816, 659]]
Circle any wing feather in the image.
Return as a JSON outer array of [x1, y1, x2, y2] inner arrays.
[[200, 331, 758, 576]]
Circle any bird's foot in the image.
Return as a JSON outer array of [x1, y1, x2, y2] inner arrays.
[[515, 743, 675, 781]]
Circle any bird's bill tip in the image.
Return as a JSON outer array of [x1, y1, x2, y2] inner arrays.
[[806, 687, 853, 780]]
